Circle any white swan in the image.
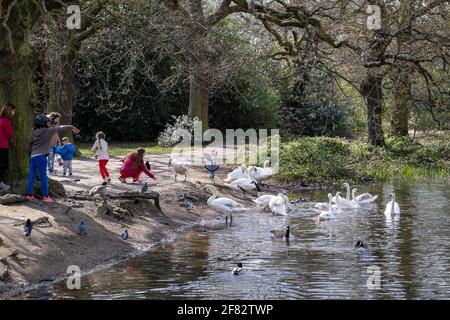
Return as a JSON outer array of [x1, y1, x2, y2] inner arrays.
[[318, 193, 336, 221], [355, 190, 379, 204], [269, 194, 290, 216], [249, 160, 273, 183], [333, 182, 351, 201], [384, 192, 400, 216], [168, 154, 191, 181], [225, 166, 261, 198], [224, 164, 248, 183], [254, 193, 292, 213], [314, 192, 342, 213], [203, 185, 242, 215]]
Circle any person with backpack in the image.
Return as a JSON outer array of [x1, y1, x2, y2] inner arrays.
[[26, 113, 80, 202]]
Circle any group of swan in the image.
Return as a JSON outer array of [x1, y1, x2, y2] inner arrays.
[[314, 182, 400, 221], [224, 160, 274, 184], [253, 193, 292, 216]]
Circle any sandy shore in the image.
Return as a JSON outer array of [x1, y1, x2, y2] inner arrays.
[[0, 151, 273, 297]]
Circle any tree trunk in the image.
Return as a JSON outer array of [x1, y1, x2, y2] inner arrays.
[[391, 66, 411, 136], [361, 74, 385, 146], [0, 53, 35, 188], [391, 0, 413, 137], [188, 76, 209, 131]]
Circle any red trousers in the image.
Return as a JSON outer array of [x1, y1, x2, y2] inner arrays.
[[98, 160, 109, 179]]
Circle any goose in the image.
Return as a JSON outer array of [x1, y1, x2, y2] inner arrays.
[[168, 154, 190, 181], [318, 193, 336, 221], [203, 185, 242, 220], [269, 194, 290, 216], [225, 166, 261, 198], [224, 164, 248, 183], [355, 191, 378, 204], [384, 192, 400, 216], [232, 263, 243, 275], [271, 226, 290, 239], [249, 160, 273, 183]]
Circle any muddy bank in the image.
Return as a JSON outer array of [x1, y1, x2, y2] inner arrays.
[[0, 155, 265, 298]]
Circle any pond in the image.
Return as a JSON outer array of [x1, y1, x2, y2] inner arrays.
[[18, 179, 450, 299]]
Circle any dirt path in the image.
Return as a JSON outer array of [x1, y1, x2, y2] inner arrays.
[[0, 149, 271, 297]]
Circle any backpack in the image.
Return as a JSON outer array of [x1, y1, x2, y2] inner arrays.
[[33, 113, 50, 129]]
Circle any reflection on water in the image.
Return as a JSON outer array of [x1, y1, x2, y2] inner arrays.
[[20, 179, 450, 300]]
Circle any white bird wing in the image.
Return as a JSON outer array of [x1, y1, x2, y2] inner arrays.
[[214, 197, 241, 208], [225, 167, 247, 182]]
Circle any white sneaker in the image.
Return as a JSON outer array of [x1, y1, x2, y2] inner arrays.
[[0, 181, 10, 190]]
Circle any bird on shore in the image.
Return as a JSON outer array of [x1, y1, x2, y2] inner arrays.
[[168, 154, 190, 181], [89, 181, 108, 205], [232, 263, 243, 275], [141, 182, 148, 193], [271, 226, 290, 239], [23, 219, 32, 238], [121, 230, 129, 240], [78, 221, 87, 235], [177, 193, 194, 212], [224, 164, 248, 183], [145, 161, 151, 171], [203, 150, 220, 180]]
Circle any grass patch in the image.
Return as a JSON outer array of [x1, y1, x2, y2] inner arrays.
[[78, 142, 172, 157], [275, 136, 450, 184]]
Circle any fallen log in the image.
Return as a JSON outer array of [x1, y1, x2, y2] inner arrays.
[[13, 216, 50, 227], [66, 191, 161, 210], [0, 194, 27, 205]]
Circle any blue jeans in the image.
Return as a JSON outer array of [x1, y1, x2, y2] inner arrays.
[[27, 155, 48, 196], [47, 147, 55, 172]]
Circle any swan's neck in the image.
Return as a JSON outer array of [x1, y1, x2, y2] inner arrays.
[[346, 186, 351, 201], [335, 194, 341, 211], [328, 196, 333, 211], [208, 192, 218, 204], [352, 190, 356, 201], [390, 196, 395, 214]]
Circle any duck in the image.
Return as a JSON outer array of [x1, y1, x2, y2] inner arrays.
[[269, 194, 290, 216], [355, 190, 378, 204], [248, 160, 273, 183], [318, 193, 336, 221], [203, 185, 243, 219], [271, 226, 290, 239], [384, 192, 400, 216], [168, 154, 191, 181], [224, 164, 248, 183], [232, 263, 243, 275], [225, 166, 261, 198]]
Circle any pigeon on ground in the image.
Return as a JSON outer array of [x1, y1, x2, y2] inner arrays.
[[141, 182, 148, 193], [121, 230, 129, 240], [79, 221, 87, 235], [23, 219, 32, 238]]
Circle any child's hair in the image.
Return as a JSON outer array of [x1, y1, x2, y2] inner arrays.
[[62, 137, 69, 142], [0, 103, 16, 119], [96, 131, 105, 150], [47, 112, 61, 125]]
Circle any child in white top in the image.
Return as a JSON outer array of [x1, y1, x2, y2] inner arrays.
[[91, 131, 110, 183]]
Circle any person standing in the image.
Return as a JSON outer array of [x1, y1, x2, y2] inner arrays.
[[0, 103, 16, 190], [91, 132, 110, 183], [55, 137, 75, 176]]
